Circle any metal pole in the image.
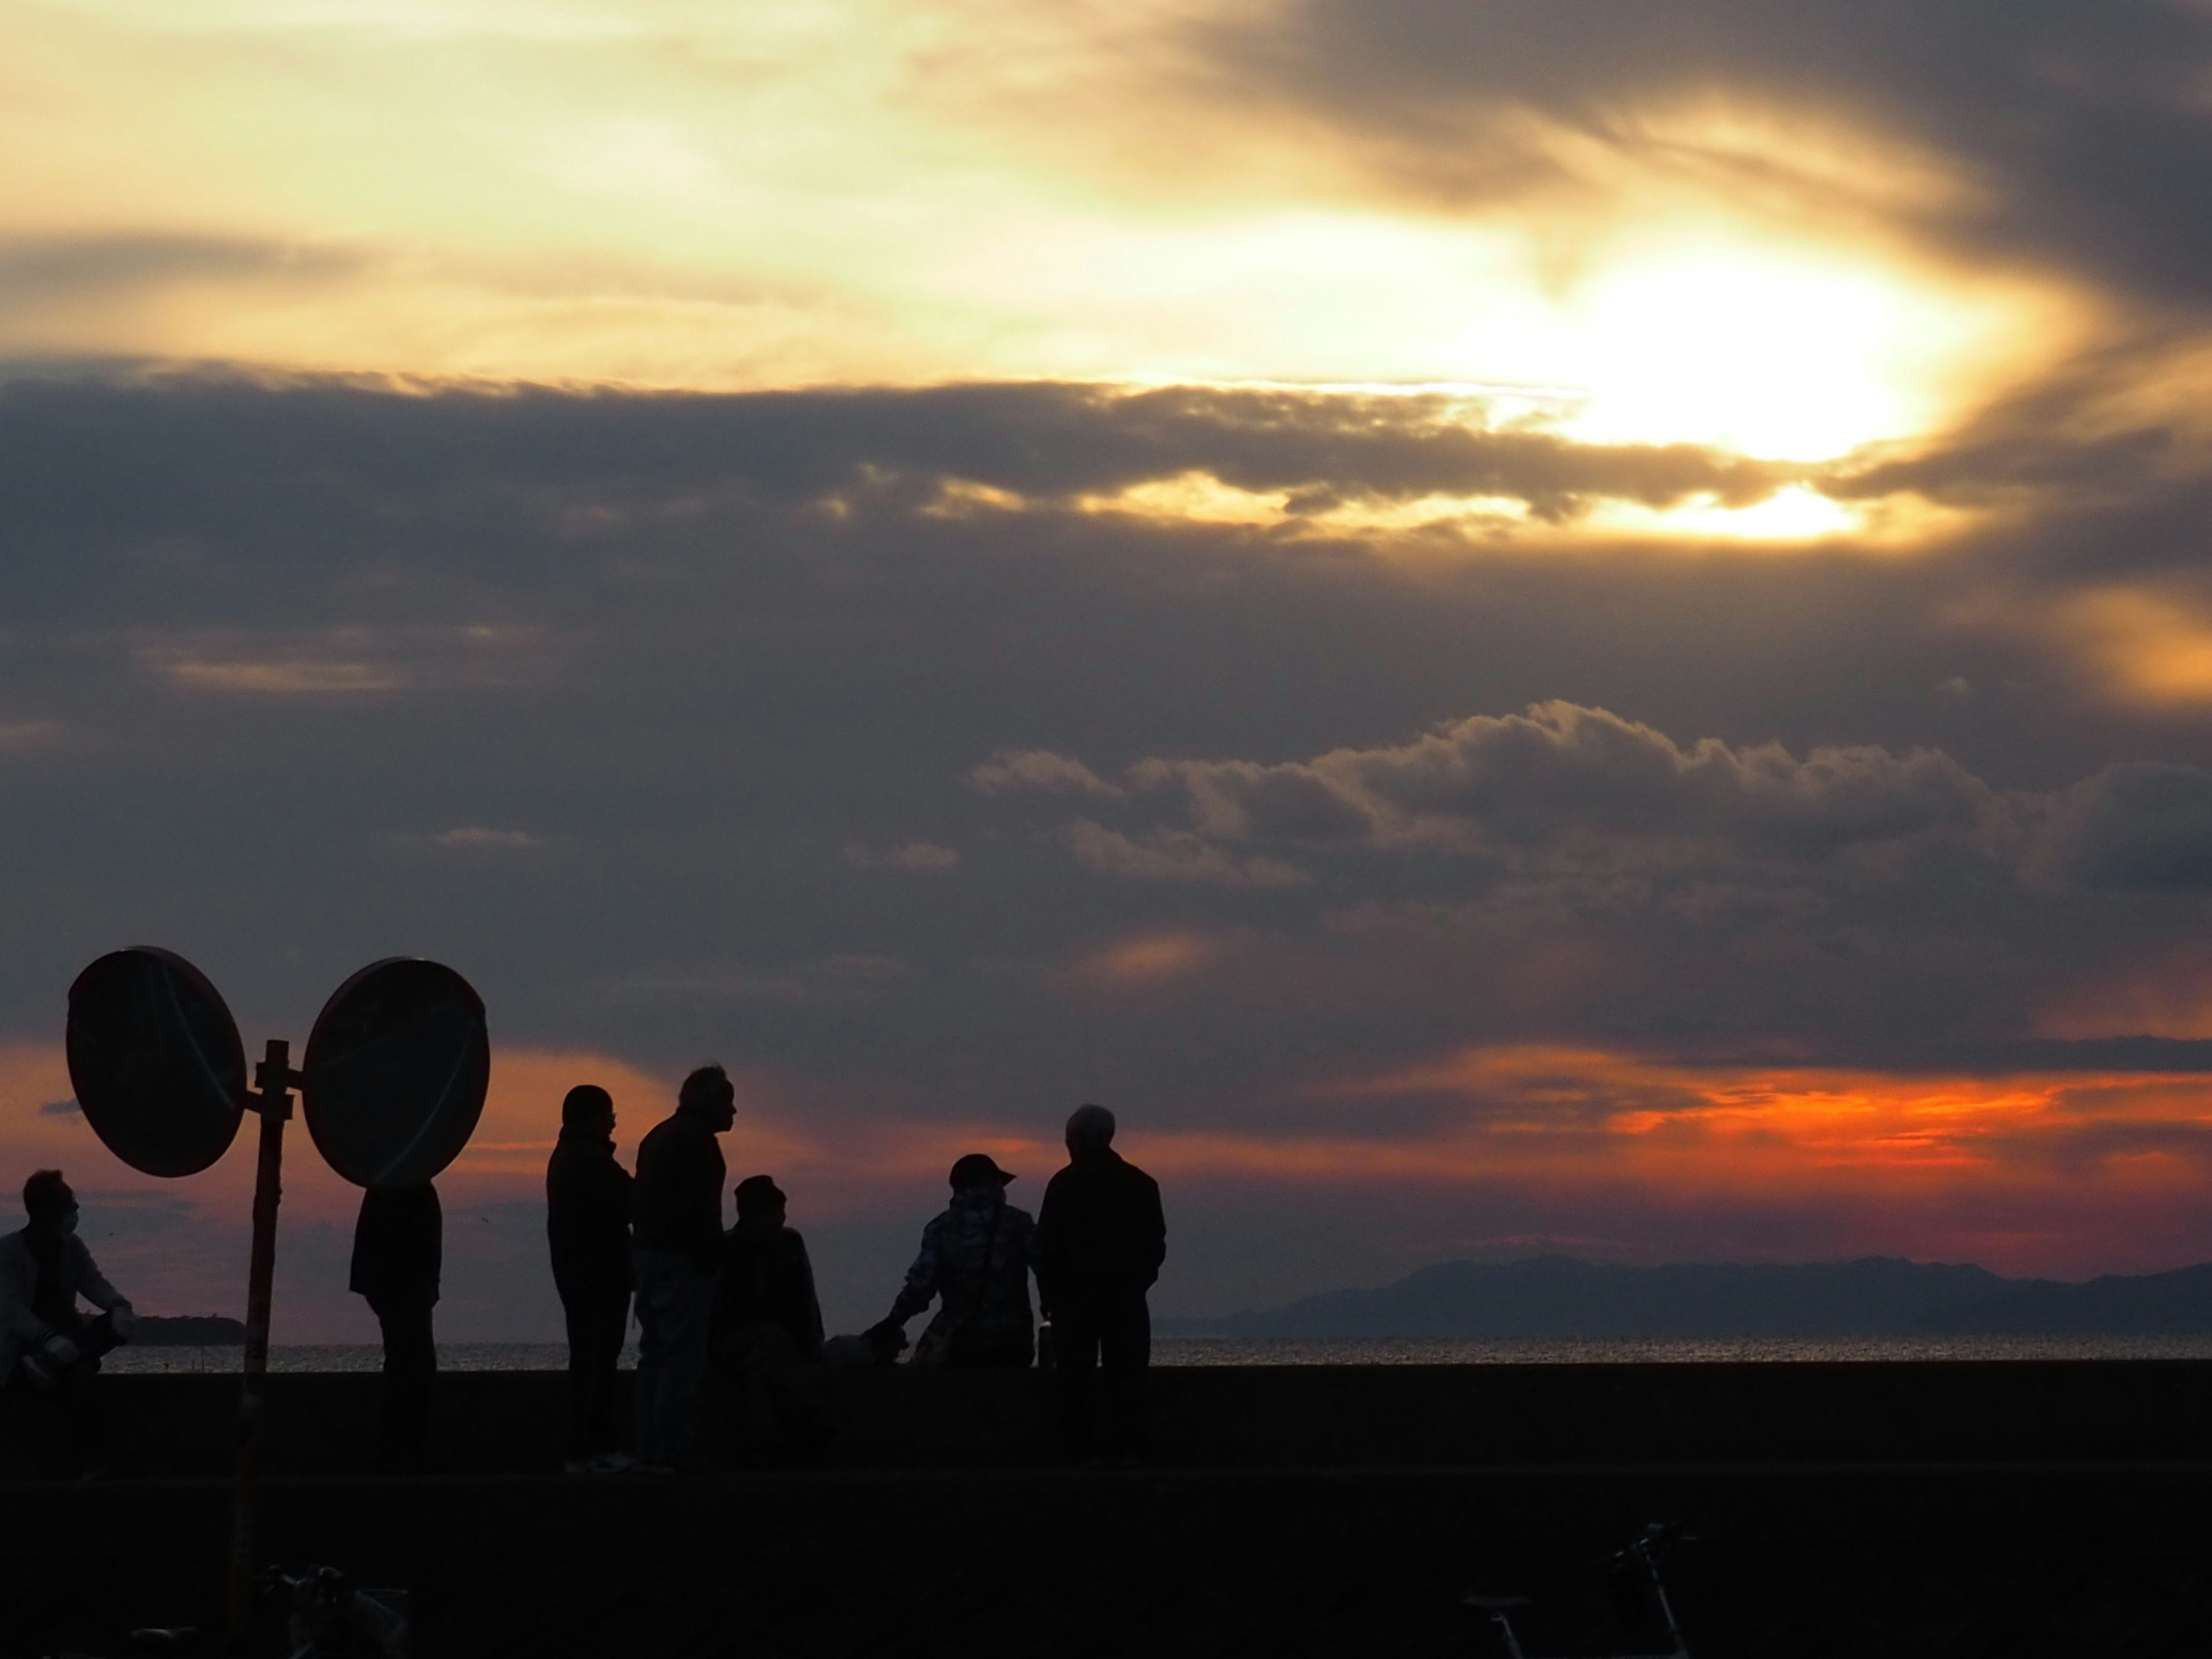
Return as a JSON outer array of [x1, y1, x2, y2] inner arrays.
[[226, 1038, 296, 1652]]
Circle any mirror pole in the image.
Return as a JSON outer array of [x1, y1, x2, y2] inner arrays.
[[226, 1038, 298, 1653]]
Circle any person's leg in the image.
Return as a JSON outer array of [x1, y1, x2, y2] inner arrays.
[[1053, 1302, 1103, 1461], [659, 1263, 716, 1467], [372, 1297, 437, 1472], [559, 1281, 592, 1463], [1097, 1294, 1152, 1461], [631, 1253, 673, 1465], [586, 1283, 630, 1460]]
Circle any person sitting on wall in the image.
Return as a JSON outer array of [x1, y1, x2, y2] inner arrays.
[[873, 1154, 1039, 1369], [709, 1175, 827, 1465], [0, 1169, 137, 1475]]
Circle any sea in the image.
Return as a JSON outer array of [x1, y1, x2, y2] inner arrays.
[[102, 1332, 2212, 1373]]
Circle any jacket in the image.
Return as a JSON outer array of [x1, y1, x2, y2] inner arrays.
[[1037, 1149, 1165, 1311], [0, 1226, 126, 1380], [349, 1183, 442, 1305], [547, 1128, 634, 1293], [891, 1187, 1037, 1350], [631, 1109, 726, 1271], [712, 1224, 824, 1359]]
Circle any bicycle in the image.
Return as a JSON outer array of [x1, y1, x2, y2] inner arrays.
[[1465, 1522, 1692, 1659]]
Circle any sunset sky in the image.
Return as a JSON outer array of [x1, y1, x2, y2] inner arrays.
[[10, 0, 2212, 1340]]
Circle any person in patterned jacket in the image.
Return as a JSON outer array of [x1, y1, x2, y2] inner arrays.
[[874, 1154, 1038, 1368]]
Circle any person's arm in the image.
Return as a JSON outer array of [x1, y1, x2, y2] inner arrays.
[[1033, 1181, 1058, 1318], [1141, 1177, 1166, 1287], [887, 1217, 944, 1325], [71, 1237, 128, 1313], [791, 1234, 824, 1361]]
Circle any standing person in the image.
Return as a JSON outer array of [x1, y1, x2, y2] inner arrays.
[[547, 1084, 634, 1474], [710, 1175, 827, 1464], [349, 1180, 442, 1474], [0, 1170, 137, 1476], [876, 1154, 1037, 1368], [1037, 1105, 1165, 1465], [630, 1063, 735, 1472]]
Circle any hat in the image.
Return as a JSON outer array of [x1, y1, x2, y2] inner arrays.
[[734, 1174, 786, 1219], [948, 1153, 1016, 1190]]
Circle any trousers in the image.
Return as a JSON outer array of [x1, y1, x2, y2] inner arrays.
[[632, 1249, 715, 1467], [558, 1275, 631, 1461], [1052, 1292, 1150, 1460], [367, 1294, 437, 1472]]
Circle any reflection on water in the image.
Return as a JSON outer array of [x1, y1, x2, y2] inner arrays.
[[103, 1332, 2212, 1373]]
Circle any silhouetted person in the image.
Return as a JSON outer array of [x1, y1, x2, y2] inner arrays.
[[350, 1181, 441, 1473], [547, 1083, 634, 1474], [1038, 1105, 1164, 1463], [0, 1171, 135, 1475], [877, 1154, 1037, 1368], [710, 1175, 827, 1464], [631, 1063, 735, 1471]]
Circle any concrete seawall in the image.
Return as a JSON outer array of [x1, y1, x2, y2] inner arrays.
[[8, 1358, 2212, 1477], [7, 1365, 2212, 1656]]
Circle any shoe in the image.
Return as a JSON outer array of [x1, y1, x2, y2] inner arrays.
[[590, 1451, 638, 1474], [633, 1461, 677, 1475], [562, 1458, 596, 1475]]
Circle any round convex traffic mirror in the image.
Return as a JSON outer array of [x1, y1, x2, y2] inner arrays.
[[302, 958, 488, 1188], [66, 947, 247, 1178]]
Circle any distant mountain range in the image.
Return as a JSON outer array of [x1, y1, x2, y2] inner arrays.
[[1158, 1256, 2212, 1338]]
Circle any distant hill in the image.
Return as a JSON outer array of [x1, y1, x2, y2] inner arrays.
[[1158, 1255, 2212, 1338], [136, 1315, 247, 1346]]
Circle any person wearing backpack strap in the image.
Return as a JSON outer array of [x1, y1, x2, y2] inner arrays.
[[875, 1154, 1038, 1368]]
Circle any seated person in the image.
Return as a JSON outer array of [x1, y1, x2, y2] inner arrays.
[[710, 1175, 827, 1464], [874, 1153, 1037, 1368], [1, 1169, 137, 1474]]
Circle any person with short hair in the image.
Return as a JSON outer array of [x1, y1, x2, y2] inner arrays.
[[547, 1083, 634, 1474], [349, 1180, 442, 1473], [877, 1153, 1039, 1368], [0, 1170, 135, 1475], [630, 1063, 736, 1471], [710, 1175, 827, 1464], [1038, 1105, 1165, 1463]]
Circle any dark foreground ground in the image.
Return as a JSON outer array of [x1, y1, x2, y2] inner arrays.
[[6, 1363, 2212, 1658]]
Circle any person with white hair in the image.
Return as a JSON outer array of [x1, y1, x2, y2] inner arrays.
[[1037, 1104, 1165, 1464]]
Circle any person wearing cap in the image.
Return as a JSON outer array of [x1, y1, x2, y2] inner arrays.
[[874, 1153, 1039, 1368], [0, 1169, 136, 1475], [547, 1084, 635, 1474], [1038, 1104, 1165, 1463], [709, 1175, 827, 1463]]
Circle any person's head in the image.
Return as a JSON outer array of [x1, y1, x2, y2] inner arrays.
[[23, 1169, 76, 1233], [1065, 1104, 1116, 1156], [562, 1084, 615, 1139], [734, 1174, 786, 1229], [677, 1064, 736, 1132], [948, 1152, 1016, 1194]]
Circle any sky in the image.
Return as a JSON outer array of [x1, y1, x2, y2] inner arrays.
[[10, 0, 2212, 1339]]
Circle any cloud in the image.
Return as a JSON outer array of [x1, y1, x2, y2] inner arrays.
[[1195, 0, 2212, 308], [1064, 820, 1311, 888], [429, 827, 540, 850], [37, 1099, 77, 1116], [842, 838, 961, 872], [2029, 763, 2212, 892], [0, 234, 358, 308], [968, 749, 1125, 799], [1126, 700, 2006, 870]]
